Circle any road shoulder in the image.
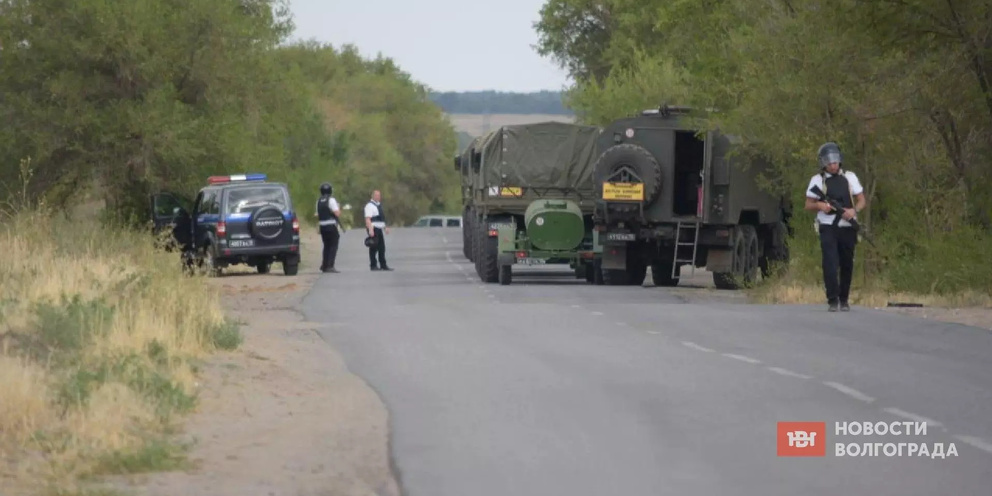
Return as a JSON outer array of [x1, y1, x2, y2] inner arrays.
[[111, 229, 400, 496]]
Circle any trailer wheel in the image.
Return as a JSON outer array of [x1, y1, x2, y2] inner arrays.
[[592, 258, 605, 285], [498, 264, 512, 285]]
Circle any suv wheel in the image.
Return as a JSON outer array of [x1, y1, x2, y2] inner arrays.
[[283, 260, 299, 276], [198, 245, 221, 277]]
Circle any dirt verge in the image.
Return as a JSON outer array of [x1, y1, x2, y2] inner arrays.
[[114, 230, 401, 496]]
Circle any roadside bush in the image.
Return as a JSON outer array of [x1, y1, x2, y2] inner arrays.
[[0, 205, 239, 493]]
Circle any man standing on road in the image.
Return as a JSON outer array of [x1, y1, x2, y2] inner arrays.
[[316, 182, 341, 273], [805, 142, 866, 312], [365, 190, 392, 271]]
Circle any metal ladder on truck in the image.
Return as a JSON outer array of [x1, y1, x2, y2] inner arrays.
[[672, 220, 700, 280]]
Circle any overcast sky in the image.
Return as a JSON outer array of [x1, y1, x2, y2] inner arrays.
[[285, 0, 572, 93]]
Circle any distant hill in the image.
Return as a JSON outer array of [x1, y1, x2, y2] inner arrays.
[[429, 90, 573, 115]]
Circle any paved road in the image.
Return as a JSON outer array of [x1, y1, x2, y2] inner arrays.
[[301, 227, 992, 496]]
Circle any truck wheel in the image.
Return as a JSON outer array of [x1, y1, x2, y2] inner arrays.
[[759, 221, 789, 278], [713, 225, 759, 289], [625, 258, 648, 286], [463, 212, 474, 261], [601, 268, 629, 285], [584, 262, 595, 283], [473, 220, 485, 277], [651, 261, 680, 287], [479, 226, 500, 283], [498, 264, 512, 285]]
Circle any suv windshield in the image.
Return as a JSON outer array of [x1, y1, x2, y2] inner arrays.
[[225, 186, 290, 214]]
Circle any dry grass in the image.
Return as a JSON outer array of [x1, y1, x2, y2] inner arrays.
[[748, 256, 992, 309], [0, 206, 240, 495]]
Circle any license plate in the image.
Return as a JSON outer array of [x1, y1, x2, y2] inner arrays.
[[606, 232, 636, 241], [229, 239, 255, 248], [517, 258, 546, 265]]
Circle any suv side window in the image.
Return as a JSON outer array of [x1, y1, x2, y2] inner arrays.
[[192, 192, 205, 216], [202, 190, 219, 215], [446, 218, 460, 227], [429, 218, 443, 227]]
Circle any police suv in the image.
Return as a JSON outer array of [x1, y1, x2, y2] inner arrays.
[[150, 173, 301, 276]]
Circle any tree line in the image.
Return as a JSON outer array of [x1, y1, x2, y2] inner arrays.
[[430, 90, 573, 115], [535, 0, 992, 295], [0, 0, 461, 227]]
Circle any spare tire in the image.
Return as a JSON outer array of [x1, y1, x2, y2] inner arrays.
[[593, 144, 663, 207], [250, 205, 286, 240]]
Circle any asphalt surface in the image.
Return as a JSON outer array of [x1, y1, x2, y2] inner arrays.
[[301, 227, 992, 496]]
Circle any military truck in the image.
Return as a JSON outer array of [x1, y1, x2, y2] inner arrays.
[[590, 105, 791, 289], [455, 122, 604, 285]]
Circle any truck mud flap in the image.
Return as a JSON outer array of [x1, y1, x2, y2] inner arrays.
[[601, 244, 627, 270], [498, 253, 515, 266], [707, 247, 733, 273]]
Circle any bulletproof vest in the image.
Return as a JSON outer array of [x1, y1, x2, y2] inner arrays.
[[317, 195, 335, 222], [822, 172, 853, 209], [370, 201, 385, 223]]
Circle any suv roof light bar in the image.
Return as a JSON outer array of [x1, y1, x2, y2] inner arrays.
[[207, 173, 267, 184]]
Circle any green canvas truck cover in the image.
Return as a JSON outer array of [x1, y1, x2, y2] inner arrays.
[[476, 122, 601, 195]]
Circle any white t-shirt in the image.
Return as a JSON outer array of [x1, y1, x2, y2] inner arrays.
[[365, 200, 385, 228], [806, 170, 863, 227], [316, 196, 340, 224]]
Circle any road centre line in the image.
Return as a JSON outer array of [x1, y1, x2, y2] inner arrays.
[[823, 381, 875, 403], [766, 366, 813, 379], [722, 353, 762, 364], [953, 435, 992, 455], [681, 341, 714, 352], [882, 407, 944, 429]]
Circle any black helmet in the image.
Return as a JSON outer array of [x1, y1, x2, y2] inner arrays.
[[817, 142, 842, 169], [320, 182, 332, 195]]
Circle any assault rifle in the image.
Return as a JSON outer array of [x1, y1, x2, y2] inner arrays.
[[809, 184, 875, 246]]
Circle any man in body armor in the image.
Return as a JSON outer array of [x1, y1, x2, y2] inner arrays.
[[805, 142, 866, 312], [316, 182, 341, 273], [364, 190, 392, 271]]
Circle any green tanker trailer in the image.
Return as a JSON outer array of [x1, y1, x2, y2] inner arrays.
[[463, 121, 603, 285]]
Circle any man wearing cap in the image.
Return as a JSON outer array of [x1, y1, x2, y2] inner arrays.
[[805, 142, 866, 312], [364, 190, 392, 271], [316, 182, 341, 273]]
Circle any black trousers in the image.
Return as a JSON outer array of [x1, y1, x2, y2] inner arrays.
[[320, 225, 340, 271], [368, 227, 387, 268], [818, 224, 858, 303]]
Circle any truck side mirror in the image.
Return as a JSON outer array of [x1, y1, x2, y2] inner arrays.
[[454, 156, 462, 170]]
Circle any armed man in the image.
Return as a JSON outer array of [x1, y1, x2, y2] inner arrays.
[[805, 142, 866, 312], [316, 182, 341, 273]]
